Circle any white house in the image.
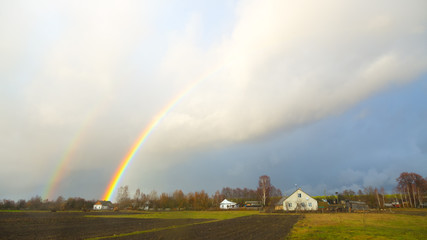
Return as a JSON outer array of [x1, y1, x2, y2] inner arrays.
[[283, 188, 318, 211], [93, 200, 113, 210], [220, 199, 238, 209]]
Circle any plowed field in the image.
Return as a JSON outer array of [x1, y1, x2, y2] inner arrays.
[[117, 214, 300, 240], [0, 211, 300, 240]]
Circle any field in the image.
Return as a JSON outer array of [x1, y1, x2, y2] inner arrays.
[[289, 209, 427, 240], [0, 210, 299, 239], [1, 209, 426, 239]]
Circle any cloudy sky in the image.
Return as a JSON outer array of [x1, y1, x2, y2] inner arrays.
[[1, 0, 426, 201]]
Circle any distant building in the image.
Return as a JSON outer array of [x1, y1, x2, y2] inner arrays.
[[345, 201, 369, 211], [220, 199, 238, 209], [245, 201, 262, 208], [283, 188, 318, 211], [93, 200, 113, 210]]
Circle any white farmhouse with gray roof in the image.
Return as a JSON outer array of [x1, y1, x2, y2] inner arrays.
[[283, 188, 318, 211]]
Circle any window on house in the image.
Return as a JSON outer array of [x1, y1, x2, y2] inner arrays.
[[288, 203, 292, 207], [309, 202, 312, 207], [298, 193, 301, 198]]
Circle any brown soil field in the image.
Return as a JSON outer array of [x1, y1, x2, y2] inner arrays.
[[0, 212, 208, 240], [116, 214, 301, 240], [0, 212, 300, 240]]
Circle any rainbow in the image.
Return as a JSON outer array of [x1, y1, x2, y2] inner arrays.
[[43, 101, 109, 200], [43, 132, 83, 200], [102, 64, 228, 201], [43, 112, 96, 200]]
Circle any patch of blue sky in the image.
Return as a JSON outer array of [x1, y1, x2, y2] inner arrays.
[[130, 0, 237, 64]]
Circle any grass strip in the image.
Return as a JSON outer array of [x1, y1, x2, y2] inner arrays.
[[85, 219, 220, 240], [85, 211, 261, 239], [85, 210, 259, 220], [0, 210, 53, 213]]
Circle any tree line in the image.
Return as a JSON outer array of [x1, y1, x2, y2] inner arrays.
[[0, 175, 281, 211], [0, 196, 95, 211], [320, 172, 427, 209], [1, 172, 425, 210], [114, 175, 282, 210]]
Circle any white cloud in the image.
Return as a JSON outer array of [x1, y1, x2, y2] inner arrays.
[[1, 0, 426, 199], [143, 0, 427, 160]]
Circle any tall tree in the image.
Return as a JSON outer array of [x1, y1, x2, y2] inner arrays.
[[342, 189, 356, 200], [221, 187, 233, 199], [257, 175, 272, 206], [375, 188, 381, 209], [16, 199, 26, 210], [133, 188, 141, 209], [270, 186, 283, 198], [380, 187, 386, 208], [362, 186, 377, 208], [396, 172, 427, 208], [55, 196, 65, 210], [116, 185, 131, 209], [158, 193, 171, 209], [172, 190, 186, 209], [212, 190, 223, 207]]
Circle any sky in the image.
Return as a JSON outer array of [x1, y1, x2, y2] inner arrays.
[[1, 0, 426, 201]]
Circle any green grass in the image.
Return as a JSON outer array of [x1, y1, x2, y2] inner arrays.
[[86, 210, 260, 220], [392, 208, 427, 213], [288, 212, 427, 240]]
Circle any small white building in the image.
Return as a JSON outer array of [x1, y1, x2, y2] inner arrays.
[[283, 188, 318, 211], [220, 199, 238, 209], [93, 200, 113, 210]]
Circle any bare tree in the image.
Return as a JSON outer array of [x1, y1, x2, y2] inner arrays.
[[407, 186, 413, 208], [411, 184, 417, 207], [55, 196, 65, 211], [396, 172, 427, 208], [399, 191, 405, 208], [270, 186, 283, 197], [212, 190, 223, 208], [418, 188, 423, 208], [375, 188, 381, 209], [133, 188, 141, 209], [116, 185, 131, 209], [257, 175, 272, 206], [380, 187, 385, 208], [148, 190, 158, 209]]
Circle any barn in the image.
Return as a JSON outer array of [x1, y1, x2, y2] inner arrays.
[[283, 188, 318, 211]]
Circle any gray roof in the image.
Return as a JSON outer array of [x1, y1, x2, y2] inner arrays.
[[275, 196, 287, 205]]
